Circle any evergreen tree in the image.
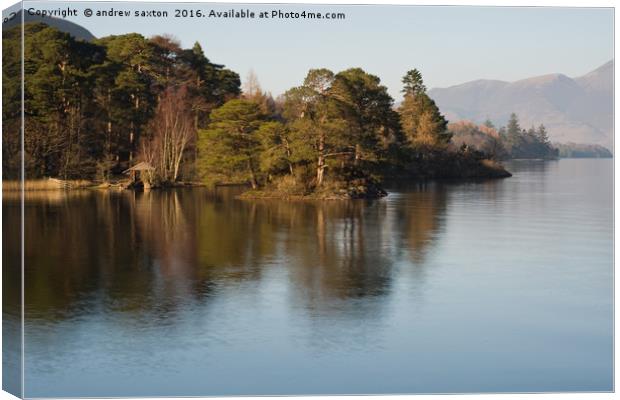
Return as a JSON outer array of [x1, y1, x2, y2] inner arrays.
[[2, 24, 23, 179], [535, 124, 557, 159], [536, 124, 550, 144], [3, 24, 242, 181], [256, 121, 294, 177], [197, 99, 264, 188], [94, 33, 159, 166], [398, 70, 450, 148], [5, 23, 521, 193], [22, 24, 106, 178], [501, 113, 523, 157], [282, 69, 349, 187], [506, 113, 521, 137], [178, 41, 241, 127], [499, 114, 557, 159], [330, 68, 401, 169], [483, 119, 495, 129], [401, 69, 426, 96]]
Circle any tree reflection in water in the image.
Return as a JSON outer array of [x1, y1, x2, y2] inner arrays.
[[10, 184, 448, 325]]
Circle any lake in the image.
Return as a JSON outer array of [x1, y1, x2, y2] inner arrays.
[[3, 159, 613, 397]]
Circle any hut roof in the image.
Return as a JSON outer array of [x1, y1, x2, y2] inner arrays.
[[124, 161, 155, 173]]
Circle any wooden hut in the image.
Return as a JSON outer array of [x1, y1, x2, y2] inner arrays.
[[124, 162, 155, 189]]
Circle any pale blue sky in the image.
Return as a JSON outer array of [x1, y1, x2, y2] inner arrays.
[[24, 2, 614, 99]]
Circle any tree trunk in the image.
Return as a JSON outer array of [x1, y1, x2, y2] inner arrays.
[[284, 138, 294, 175], [129, 123, 134, 161], [129, 95, 140, 162], [172, 140, 187, 182], [316, 132, 325, 186], [247, 158, 258, 189]]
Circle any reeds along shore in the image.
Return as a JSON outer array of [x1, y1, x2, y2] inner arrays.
[[2, 179, 203, 192], [2, 179, 94, 191]]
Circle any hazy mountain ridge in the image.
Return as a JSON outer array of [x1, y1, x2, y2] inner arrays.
[[2, 13, 611, 150], [2, 10, 96, 41], [429, 61, 613, 149]]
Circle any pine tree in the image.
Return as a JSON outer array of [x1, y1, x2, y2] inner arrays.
[[483, 119, 495, 129], [256, 121, 294, 177], [22, 24, 106, 178], [398, 70, 450, 149], [401, 69, 426, 96], [536, 124, 550, 144], [506, 113, 521, 137], [197, 99, 264, 188], [282, 69, 350, 187], [501, 113, 523, 158], [3, 24, 24, 179], [330, 68, 400, 168]]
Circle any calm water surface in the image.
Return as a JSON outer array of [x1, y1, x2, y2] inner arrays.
[[5, 159, 613, 396]]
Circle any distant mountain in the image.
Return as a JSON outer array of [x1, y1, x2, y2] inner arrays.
[[429, 61, 613, 149], [2, 10, 96, 41]]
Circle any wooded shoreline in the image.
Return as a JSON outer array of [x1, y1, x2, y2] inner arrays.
[[3, 155, 512, 200], [6, 23, 558, 200]]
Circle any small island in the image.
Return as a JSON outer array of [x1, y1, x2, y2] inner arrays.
[[3, 24, 511, 199], [197, 69, 512, 200]]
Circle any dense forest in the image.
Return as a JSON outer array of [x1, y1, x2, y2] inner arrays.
[[3, 23, 511, 198], [3, 23, 240, 181]]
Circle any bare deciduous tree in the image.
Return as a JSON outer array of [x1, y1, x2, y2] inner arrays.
[[243, 69, 261, 98], [139, 85, 195, 184]]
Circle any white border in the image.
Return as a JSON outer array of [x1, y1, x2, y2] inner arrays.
[[0, 1, 616, 400]]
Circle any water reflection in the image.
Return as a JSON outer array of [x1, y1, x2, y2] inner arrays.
[[2, 193, 22, 396], [5, 159, 614, 396], [390, 182, 448, 264], [14, 184, 450, 323]]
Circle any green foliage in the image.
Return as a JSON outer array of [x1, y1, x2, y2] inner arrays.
[[194, 67, 515, 195], [397, 69, 451, 150], [499, 114, 558, 159], [256, 121, 294, 176], [197, 99, 265, 188], [280, 68, 402, 188], [198, 66, 404, 192], [2, 23, 23, 179], [5, 26, 517, 194], [179, 41, 241, 123], [3, 23, 241, 181], [401, 69, 426, 96], [282, 69, 348, 186], [331, 68, 402, 163], [399, 93, 450, 149], [21, 24, 106, 178]]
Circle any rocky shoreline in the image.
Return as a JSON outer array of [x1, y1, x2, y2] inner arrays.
[[239, 157, 511, 200]]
